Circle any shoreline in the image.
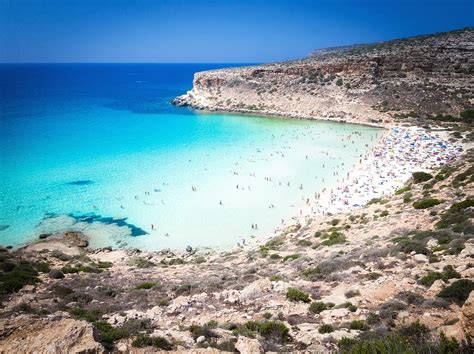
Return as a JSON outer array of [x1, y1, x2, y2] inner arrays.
[[175, 92, 390, 129], [15, 117, 465, 255]]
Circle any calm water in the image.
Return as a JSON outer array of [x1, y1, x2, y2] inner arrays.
[[0, 64, 382, 250]]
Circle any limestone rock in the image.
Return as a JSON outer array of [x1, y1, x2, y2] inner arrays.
[[235, 336, 263, 353], [0, 318, 103, 353], [239, 278, 272, 302], [428, 279, 446, 296], [461, 291, 474, 338]]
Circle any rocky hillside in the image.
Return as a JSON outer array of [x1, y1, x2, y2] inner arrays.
[[1, 151, 473, 352], [1, 28, 473, 353], [173, 28, 473, 126]]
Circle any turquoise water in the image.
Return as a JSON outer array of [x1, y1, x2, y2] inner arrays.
[[0, 64, 382, 250]]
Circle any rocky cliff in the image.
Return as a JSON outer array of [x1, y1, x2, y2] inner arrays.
[[173, 28, 473, 126]]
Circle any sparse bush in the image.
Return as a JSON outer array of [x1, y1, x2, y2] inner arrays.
[[318, 324, 334, 333], [322, 231, 346, 246], [309, 301, 327, 314], [189, 321, 219, 339], [283, 254, 300, 262], [349, 320, 368, 331], [345, 289, 360, 298], [413, 198, 442, 209], [69, 307, 103, 322], [0, 260, 41, 294], [367, 272, 382, 280], [257, 321, 289, 342], [135, 282, 156, 290], [286, 287, 310, 303], [412, 172, 433, 183], [132, 334, 172, 350], [436, 199, 474, 230], [94, 321, 125, 344], [127, 256, 155, 268], [297, 239, 312, 247], [48, 269, 64, 279], [270, 274, 282, 281], [437, 279, 474, 305]]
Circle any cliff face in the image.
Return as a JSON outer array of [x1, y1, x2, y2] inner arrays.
[[173, 28, 473, 125]]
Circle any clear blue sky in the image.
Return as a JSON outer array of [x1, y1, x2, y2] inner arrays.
[[0, 0, 472, 63]]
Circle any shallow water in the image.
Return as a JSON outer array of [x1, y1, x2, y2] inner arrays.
[[0, 64, 382, 250]]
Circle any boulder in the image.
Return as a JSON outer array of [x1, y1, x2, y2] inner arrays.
[[0, 318, 103, 353], [239, 279, 272, 302], [235, 336, 263, 353], [428, 279, 445, 296], [461, 291, 474, 338]]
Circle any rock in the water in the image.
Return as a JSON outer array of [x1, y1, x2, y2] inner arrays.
[[39, 233, 52, 240]]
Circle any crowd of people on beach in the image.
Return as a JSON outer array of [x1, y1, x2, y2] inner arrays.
[[117, 125, 462, 247]]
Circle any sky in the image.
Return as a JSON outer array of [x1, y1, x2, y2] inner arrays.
[[0, 0, 472, 63]]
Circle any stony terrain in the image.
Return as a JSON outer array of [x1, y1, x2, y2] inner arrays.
[[1, 146, 473, 353], [173, 28, 473, 126], [1, 28, 474, 353]]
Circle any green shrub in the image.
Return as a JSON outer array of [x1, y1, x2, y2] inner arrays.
[[412, 171, 433, 183], [437, 279, 474, 305], [322, 231, 346, 246], [460, 109, 474, 123], [69, 307, 103, 322], [367, 272, 382, 280], [318, 324, 334, 333], [0, 260, 41, 294], [341, 302, 358, 312], [435, 166, 456, 181], [61, 264, 102, 274], [436, 199, 474, 230], [97, 261, 113, 269], [269, 253, 281, 260], [419, 272, 443, 287], [297, 239, 312, 247], [94, 321, 125, 344], [257, 321, 289, 342], [286, 288, 310, 303], [345, 290, 360, 298], [132, 334, 172, 350], [301, 267, 323, 281], [283, 254, 300, 262], [270, 274, 282, 281], [189, 320, 218, 339], [349, 320, 368, 331], [127, 256, 155, 268], [413, 198, 442, 209], [403, 192, 413, 203], [135, 282, 156, 290], [395, 186, 411, 195], [309, 301, 327, 314], [397, 320, 429, 340], [380, 210, 389, 217]]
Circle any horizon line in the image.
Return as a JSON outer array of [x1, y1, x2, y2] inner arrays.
[[0, 62, 262, 65]]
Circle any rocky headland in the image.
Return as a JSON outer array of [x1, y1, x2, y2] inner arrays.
[[1, 28, 473, 353], [173, 28, 473, 127]]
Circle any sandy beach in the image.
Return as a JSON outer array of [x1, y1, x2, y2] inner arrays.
[[265, 125, 465, 240]]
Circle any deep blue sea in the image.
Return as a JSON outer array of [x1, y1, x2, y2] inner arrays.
[[0, 64, 381, 250]]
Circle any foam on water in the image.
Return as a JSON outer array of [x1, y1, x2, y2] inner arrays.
[[0, 64, 382, 250]]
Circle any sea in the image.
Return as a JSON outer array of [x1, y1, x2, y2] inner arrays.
[[0, 64, 382, 250]]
